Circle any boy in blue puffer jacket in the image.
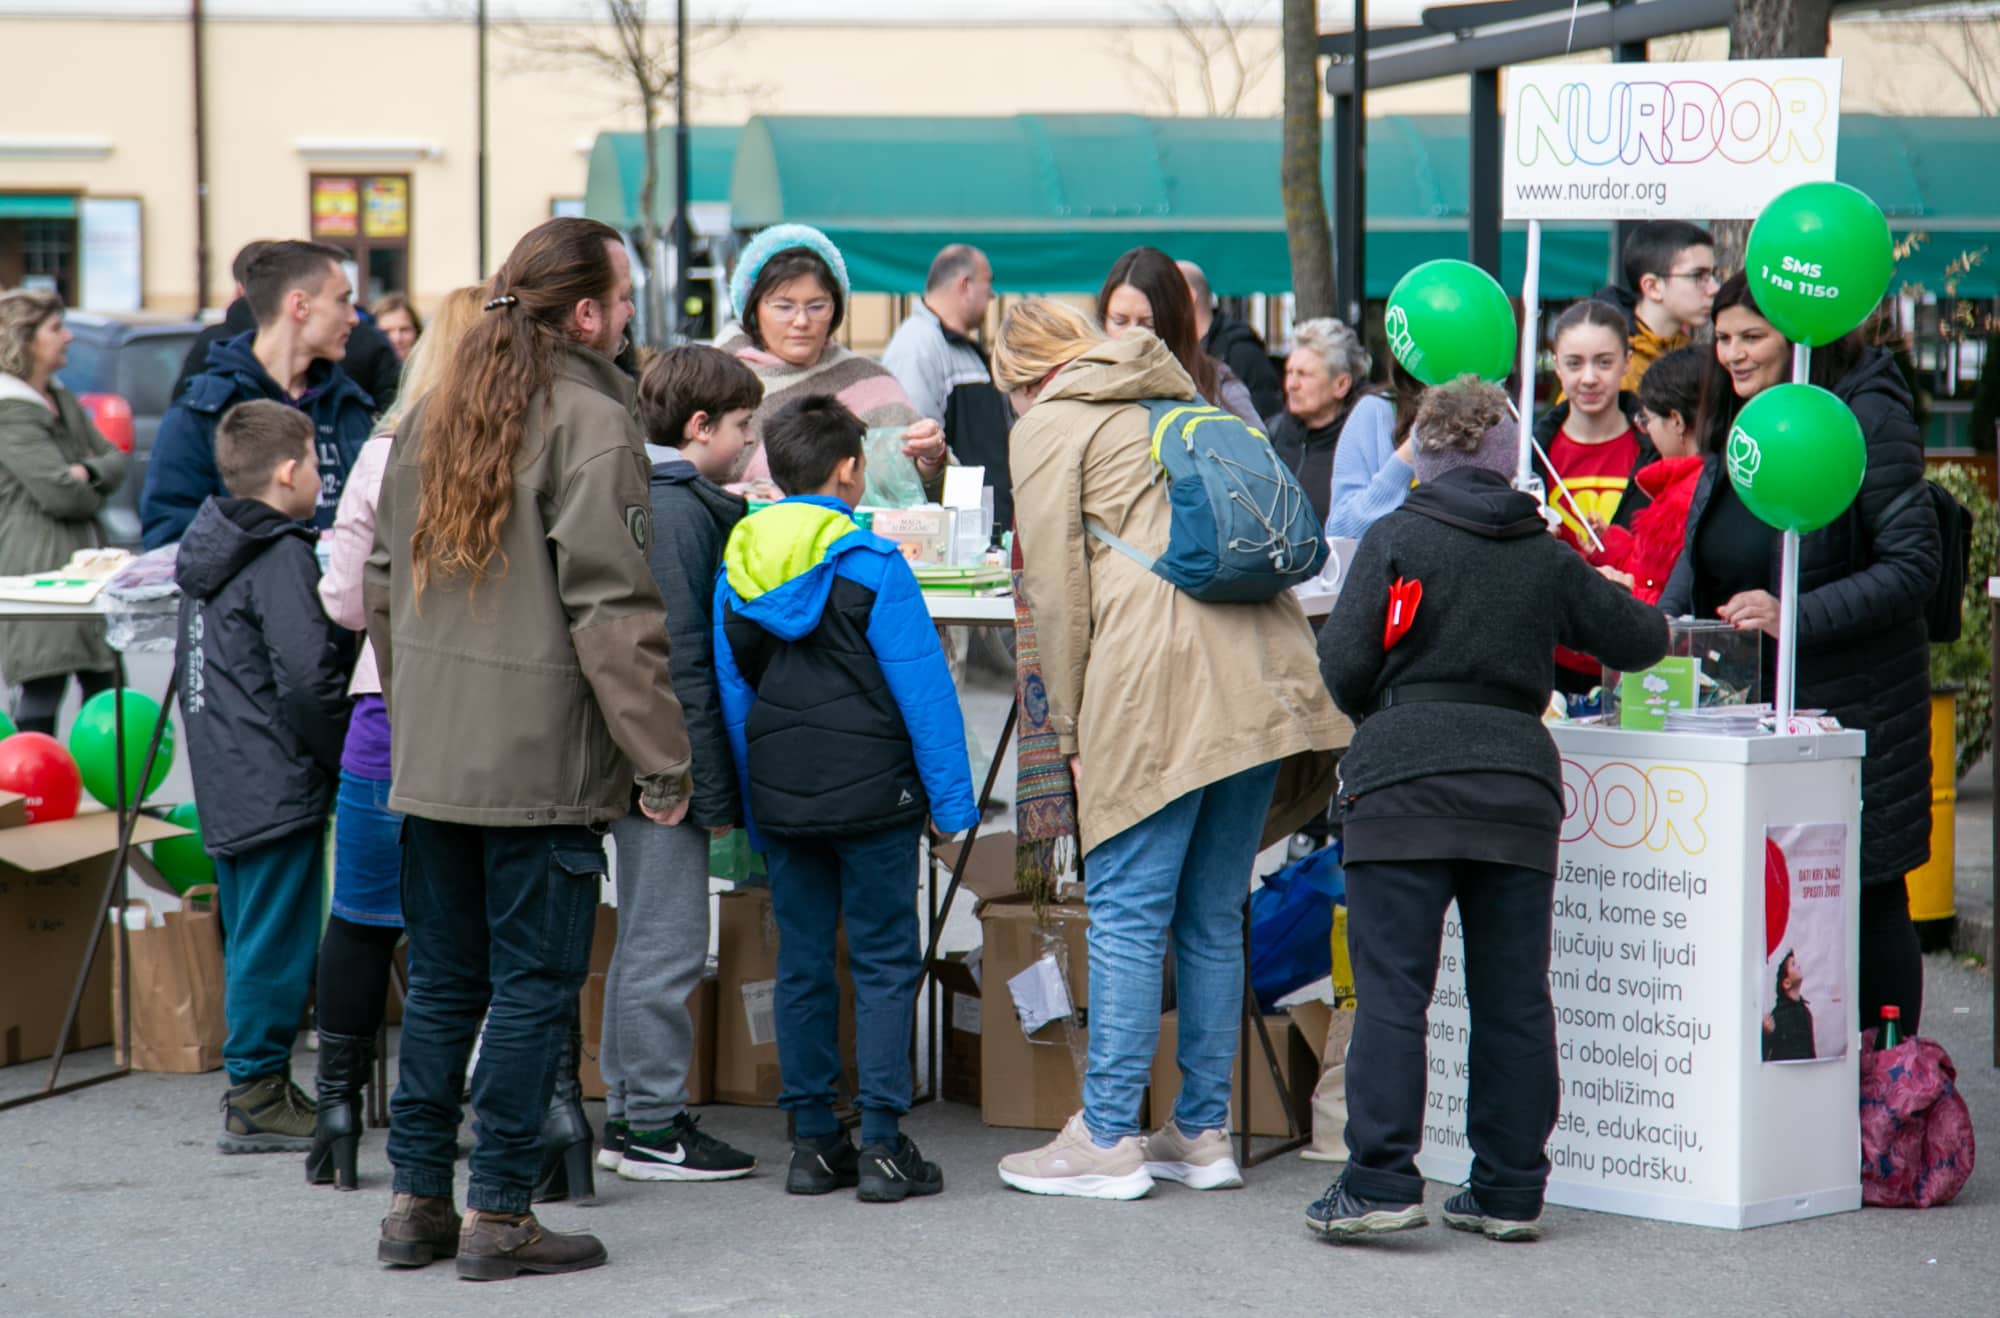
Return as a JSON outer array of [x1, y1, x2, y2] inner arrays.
[[714, 394, 977, 1206]]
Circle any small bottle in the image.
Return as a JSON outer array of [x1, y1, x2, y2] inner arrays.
[[1878, 1005, 1903, 1049]]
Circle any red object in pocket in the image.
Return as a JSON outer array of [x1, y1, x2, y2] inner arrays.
[[1384, 577, 1423, 651]]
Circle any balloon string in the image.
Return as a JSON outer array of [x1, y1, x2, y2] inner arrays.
[[1565, 1, 1580, 53]]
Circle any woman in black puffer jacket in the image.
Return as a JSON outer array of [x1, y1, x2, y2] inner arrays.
[[1658, 273, 1939, 1034]]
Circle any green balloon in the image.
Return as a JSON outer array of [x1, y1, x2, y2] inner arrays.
[[1725, 383, 1867, 534], [1384, 259, 1518, 386], [150, 802, 213, 896], [0, 708, 14, 739], [68, 689, 174, 809], [1745, 182, 1895, 348]]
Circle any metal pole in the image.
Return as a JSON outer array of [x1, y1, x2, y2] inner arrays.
[[674, 0, 693, 338], [1516, 221, 1543, 491], [477, 0, 489, 277], [1469, 67, 1501, 279], [1612, 38, 1648, 287], [1776, 342, 1813, 733], [191, 0, 210, 315], [1345, 0, 1367, 327]]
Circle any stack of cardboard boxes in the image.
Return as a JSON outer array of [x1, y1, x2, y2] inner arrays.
[[0, 794, 186, 1067]]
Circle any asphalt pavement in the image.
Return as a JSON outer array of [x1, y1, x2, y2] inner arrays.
[[3, 651, 1999, 1315]]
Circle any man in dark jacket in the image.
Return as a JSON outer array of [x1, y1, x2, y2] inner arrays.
[[882, 244, 1014, 541], [595, 344, 760, 1182], [1309, 380, 1666, 1243], [1181, 260, 1283, 421], [174, 400, 352, 1155], [177, 239, 400, 410], [144, 240, 377, 548]]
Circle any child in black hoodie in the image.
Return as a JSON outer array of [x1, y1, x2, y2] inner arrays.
[[591, 346, 762, 1183], [174, 399, 351, 1152]]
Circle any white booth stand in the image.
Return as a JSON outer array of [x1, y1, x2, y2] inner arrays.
[[1413, 723, 1866, 1229]]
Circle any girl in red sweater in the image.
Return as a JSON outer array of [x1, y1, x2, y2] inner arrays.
[[1592, 346, 1731, 605]]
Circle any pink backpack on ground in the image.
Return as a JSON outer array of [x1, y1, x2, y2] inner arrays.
[[1859, 1029, 1975, 1208]]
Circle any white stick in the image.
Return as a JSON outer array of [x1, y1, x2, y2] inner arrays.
[[1776, 342, 1813, 734], [1776, 528, 1800, 734], [1506, 398, 1606, 553], [1515, 219, 1542, 490]]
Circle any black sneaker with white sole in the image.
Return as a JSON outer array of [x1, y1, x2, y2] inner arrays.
[[1442, 1188, 1543, 1241], [1305, 1176, 1428, 1240], [857, 1135, 943, 1203], [786, 1132, 860, 1195], [617, 1112, 757, 1182], [596, 1119, 630, 1172]]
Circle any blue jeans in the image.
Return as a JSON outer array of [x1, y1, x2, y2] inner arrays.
[[1081, 762, 1280, 1143], [331, 770, 403, 928], [763, 826, 921, 1136], [214, 825, 324, 1083], [387, 819, 602, 1215]]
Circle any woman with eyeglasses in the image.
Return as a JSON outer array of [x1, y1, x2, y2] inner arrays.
[[718, 224, 946, 498]]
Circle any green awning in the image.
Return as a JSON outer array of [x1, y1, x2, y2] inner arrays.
[[0, 194, 78, 221], [726, 112, 2000, 299], [583, 127, 738, 230]]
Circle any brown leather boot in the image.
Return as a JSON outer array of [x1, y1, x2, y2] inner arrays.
[[456, 1210, 608, 1281], [377, 1192, 460, 1267]]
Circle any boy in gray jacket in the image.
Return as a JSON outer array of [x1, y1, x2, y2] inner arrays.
[[597, 345, 763, 1180]]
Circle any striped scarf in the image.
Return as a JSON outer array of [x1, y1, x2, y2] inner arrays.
[[1011, 537, 1076, 904], [716, 326, 921, 484]]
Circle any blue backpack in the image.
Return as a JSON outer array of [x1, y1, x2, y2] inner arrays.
[[1085, 400, 1327, 603]]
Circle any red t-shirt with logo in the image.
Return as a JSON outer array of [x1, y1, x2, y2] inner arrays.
[[1547, 427, 1639, 679]]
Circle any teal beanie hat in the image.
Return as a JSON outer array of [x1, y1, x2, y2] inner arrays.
[[728, 223, 851, 324]]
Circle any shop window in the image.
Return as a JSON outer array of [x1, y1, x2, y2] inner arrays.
[[310, 173, 412, 306], [0, 196, 80, 304]]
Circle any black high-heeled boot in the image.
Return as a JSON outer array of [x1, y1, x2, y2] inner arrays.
[[306, 1030, 375, 1189], [532, 1024, 595, 1204]]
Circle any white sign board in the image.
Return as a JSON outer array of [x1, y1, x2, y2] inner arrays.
[[1414, 726, 1864, 1230], [1502, 59, 1843, 221]]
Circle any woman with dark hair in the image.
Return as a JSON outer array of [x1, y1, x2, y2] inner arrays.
[[1097, 246, 1260, 426], [0, 289, 125, 733], [367, 216, 694, 1279], [1659, 271, 1938, 1038], [1590, 345, 1730, 605], [717, 224, 945, 494], [374, 293, 423, 361], [1763, 951, 1816, 1062]]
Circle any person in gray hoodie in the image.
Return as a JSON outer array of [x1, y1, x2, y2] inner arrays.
[[592, 345, 763, 1184], [1309, 377, 1667, 1245], [174, 400, 352, 1155]]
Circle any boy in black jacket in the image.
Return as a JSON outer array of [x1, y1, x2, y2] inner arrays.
[[593, 346, 762, 1182], [174, 399, 351, 1152]]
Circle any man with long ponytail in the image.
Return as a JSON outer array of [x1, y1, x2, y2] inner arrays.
[[365, 217, 693, 1281]]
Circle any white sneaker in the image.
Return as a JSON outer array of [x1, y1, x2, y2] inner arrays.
[[997, 1113, 1154, 1200], [1143, 1121, 1244, 1189]]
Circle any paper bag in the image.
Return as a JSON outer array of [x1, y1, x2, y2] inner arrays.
[[126, 884, 226, 1074]]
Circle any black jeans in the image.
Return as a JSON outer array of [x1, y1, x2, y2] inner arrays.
[[386, 818, 604, 1214], [1858, 876, 1924, 1036], [1343, 856, 1559, 1220], [13, 669, 115, 735]]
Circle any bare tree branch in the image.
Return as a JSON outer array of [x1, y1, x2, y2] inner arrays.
[[1877, 17, 2000, 115], [1116, 0, 1279, 119]]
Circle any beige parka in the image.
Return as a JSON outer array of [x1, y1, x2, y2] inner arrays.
[[1010, 332, 1350, 854]]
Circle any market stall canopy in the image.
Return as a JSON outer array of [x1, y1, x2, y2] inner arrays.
[[584, 126, 739, 231], [590, 113, 2000, 298]]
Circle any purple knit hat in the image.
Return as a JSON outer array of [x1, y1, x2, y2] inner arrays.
[[1411, 418, 1521, 482]]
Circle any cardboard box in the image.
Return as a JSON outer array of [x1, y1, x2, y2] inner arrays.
[[932, 949, 983, 1107], [711, 887, 857, 1107], [977, 896, 1093, 1131], [1150, 1009, 1310, 1139], [578, 972, 609, 1099], [0, 811, 187, 1066]]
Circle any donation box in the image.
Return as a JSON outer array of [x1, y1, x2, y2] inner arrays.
[[1413, 724, 1866, 1229]]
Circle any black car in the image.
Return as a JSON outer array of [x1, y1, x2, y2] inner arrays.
[[55, 312, 204, 547]]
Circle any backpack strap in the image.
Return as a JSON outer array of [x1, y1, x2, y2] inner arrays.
[[1083, 517, 1158, 571]]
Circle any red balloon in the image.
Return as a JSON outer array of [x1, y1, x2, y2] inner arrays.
[[1763, 836, 1791, 959], [0, 732, 82, 823]]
